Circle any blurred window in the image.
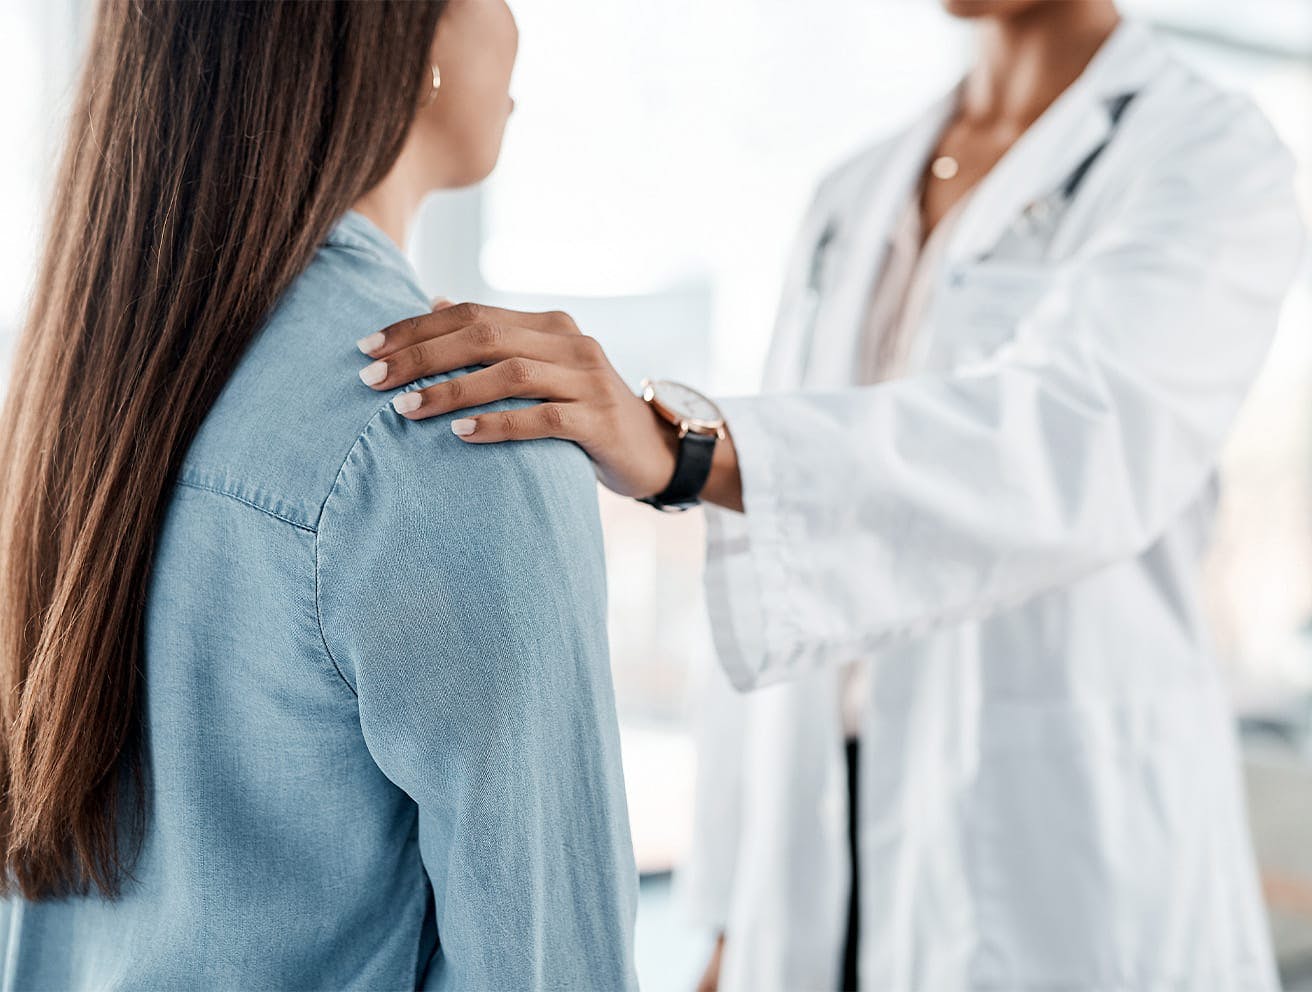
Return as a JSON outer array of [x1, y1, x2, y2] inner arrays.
[[0, 0, 81, 350]]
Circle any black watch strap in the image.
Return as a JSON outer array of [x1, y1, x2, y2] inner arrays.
[[641, 430, 717, 511]]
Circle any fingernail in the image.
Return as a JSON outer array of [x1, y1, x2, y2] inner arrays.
[[392, 392, 422, 415], [358, 360, 387, 386], [357, 332, 385, 355], [451, 418, 477, 437]]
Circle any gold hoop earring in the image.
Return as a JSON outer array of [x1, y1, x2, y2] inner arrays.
[[425, 64, 441, 106]]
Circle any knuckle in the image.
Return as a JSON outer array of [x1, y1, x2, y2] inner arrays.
[[442, 375, 465, 405], [409, 339, 440, 375], [577, 335, 605, 365], [450, 301, 483, 324], [502, 357, 534, 386], [498, 410, 519, 436], [468, 320, 502, 350], [546, 310, 580, 333], [542, 404, 568, 430]]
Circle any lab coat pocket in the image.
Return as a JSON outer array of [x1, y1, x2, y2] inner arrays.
[[919, 261, 1057, 373]]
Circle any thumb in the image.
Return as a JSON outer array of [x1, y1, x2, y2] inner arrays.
[[430, 296, 456, 311]]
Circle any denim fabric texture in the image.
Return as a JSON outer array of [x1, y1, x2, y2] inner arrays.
[[0, 212, 639, 991]]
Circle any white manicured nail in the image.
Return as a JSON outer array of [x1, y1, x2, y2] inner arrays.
[[392, 392, 422, 415], [451, 418, 477, 437], [358, 360, 387, 386], [357, 332, 385, 355]]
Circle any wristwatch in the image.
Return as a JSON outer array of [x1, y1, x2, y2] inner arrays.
[[639, 378, 727, 511]]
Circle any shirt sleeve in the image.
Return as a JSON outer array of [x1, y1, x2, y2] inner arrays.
[[316, 395, 638, 991], [705, 95, 1307, 691]]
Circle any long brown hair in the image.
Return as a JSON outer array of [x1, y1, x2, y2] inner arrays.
[[0, 0, 444, 900]]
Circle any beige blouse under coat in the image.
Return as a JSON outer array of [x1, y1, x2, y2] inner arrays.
[[840, 185, 975, 740]]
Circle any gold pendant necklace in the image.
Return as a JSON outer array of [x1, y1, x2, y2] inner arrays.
[[930, 155, 959, 180]]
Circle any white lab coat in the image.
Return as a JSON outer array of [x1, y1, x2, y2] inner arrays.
[[682, 22, 1305, 992]]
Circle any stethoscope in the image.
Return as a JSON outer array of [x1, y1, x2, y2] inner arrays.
[[795, 90, 1139, 383]]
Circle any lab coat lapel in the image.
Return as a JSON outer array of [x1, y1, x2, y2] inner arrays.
[[792, 22, 1167, 387], [946, 21, 1163, 264], [944, 91, 1110, 266], [803, 91, 957, 388]]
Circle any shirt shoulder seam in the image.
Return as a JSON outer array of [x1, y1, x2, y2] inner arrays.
[[174, 477, 359, 698], [312, 377, 447, 697]]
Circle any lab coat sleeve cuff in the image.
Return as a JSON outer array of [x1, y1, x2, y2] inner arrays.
[[704, 396, 806, 691]]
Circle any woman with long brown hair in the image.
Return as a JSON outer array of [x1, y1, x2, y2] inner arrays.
[[0, 2, 637, 987]]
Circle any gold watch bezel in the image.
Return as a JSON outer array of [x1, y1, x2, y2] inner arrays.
[[641, 379, 727, 440]]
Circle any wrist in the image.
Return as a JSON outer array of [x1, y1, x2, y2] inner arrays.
[[700, 427, 743, 512], [637, 379, 726, 510], [640, 400, 680, 498]]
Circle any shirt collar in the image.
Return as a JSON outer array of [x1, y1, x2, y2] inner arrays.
[[323, 210, 417, 280]]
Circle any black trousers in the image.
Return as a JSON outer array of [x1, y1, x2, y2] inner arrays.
[[841, 739, 860, 992]]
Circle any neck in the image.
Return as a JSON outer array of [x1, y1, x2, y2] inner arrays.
[[962, 2, 1121, 127], [351, 143, 432, 249]]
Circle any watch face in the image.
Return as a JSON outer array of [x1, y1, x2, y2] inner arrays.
[[649, 380, 724, 428]]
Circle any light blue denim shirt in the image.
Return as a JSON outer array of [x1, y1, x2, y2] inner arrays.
[[0, 212, 638, 991]]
